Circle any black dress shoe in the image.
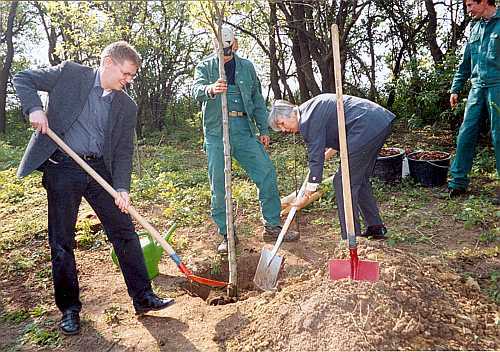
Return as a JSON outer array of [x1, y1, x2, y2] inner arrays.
[[133, 291, 175, 315], [59, 310, 80, 335], [359, 225, 387, 240]]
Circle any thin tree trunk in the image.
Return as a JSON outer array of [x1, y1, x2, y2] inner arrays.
[[34, 1, 61, 66], [293, 3, 321, 97], [0, 0, 18, 134], [211, 1, 237, 298], [268, 0, 282, 100], [424, 0, 443, 65]]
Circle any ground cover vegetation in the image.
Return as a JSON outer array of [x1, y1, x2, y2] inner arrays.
[[0, 0, 498, 350], [0, 113, 498, 350]]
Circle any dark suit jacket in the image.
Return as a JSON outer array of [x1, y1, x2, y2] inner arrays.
[[299, 93, 395, 184], [13, 61, 137, 191]]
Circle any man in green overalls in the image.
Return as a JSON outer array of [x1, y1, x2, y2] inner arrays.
[[449, 0, 499, 197], [192, 27, 298, 253]]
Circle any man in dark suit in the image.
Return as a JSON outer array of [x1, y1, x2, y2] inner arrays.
[[268, 94, 395, 241], [13, 41, 174, 336]]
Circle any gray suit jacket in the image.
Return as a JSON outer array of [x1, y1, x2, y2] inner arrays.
[[13, 61, 137, 191], [299, 93, 395, 184]]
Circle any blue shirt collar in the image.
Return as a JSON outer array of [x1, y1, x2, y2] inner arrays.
[[94, 70, 114, 100]]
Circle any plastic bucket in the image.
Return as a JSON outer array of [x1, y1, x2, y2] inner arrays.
[[407, 151, 451, 187], [373, 147, 404, 183]]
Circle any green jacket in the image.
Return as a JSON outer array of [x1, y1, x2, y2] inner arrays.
[[192, 53, 269, 137], [451, 7, 500, 93]]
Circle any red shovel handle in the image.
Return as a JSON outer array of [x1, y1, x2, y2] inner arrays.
[[349, 248, 359, 280]]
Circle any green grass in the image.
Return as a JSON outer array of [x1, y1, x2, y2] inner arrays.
[[21, 320, 61, 348], [1, 309, 30, 324], [486, 270, 500, 304]]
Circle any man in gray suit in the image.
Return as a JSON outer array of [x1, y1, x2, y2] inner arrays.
[[14, 41, 174, 336], [268, 94, 394, 241]]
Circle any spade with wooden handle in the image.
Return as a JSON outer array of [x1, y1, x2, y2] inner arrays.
[[328, 24, 379, 282]]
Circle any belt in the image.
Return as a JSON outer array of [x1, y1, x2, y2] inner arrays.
[[228, 111, 246, 117], [51, 150, 102, 162]]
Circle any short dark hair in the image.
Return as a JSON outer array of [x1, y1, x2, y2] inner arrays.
[[100, 41, 141, 67]]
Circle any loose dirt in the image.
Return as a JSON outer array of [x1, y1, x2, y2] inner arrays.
[[1, 207, 498, 351]]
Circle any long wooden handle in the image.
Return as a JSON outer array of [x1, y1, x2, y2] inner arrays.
[[331, 24, 356, 248], [267, 172, 309, 263], [46, 128, 177, 257]]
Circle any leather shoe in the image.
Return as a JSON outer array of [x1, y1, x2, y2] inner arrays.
[[133, 291, 175, 315], [359, 225, 387, 240], [59, 310, 80, 335]]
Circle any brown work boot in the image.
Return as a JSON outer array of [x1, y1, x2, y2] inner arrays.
[[262, 225, 299, 242]]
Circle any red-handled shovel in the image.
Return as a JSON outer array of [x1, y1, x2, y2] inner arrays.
[[329, 24, 379, 282], [46, 128, 227, 289]]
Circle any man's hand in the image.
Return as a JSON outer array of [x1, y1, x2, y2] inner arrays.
[[208, 78, 227, 95], [324, 148, 337, 160], [292, 190, 314, 209], [450, 93, 459, 109], [29, 110, 49, 134], [115, 191, 130, 213], [260, 135, 270, 148]]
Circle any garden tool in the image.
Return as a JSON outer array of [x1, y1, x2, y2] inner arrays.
[[46, 128, 227, 288], [328, 24, 379, 282], [111, 223, 177, 280], [253, 173, 309, 291]]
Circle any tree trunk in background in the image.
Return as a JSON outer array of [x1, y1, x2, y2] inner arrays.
[[34, 2, 62, 66], [446, 0, 470, 57], [367, 13, 377, 101], [291, 3, 321, 97], [268, 0, 282, 100], [424, 0, 443, 65], [0, 1, 18, 134], [276, 31, 295, 103]]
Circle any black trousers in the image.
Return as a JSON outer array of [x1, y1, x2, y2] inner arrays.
[[42, 154, 151, 313], [334, 125, 392, 240]]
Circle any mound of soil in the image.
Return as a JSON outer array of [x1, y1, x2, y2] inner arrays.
[[223, 243, 499, 351]]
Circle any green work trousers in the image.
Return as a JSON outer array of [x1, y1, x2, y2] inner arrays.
[[205, 117, 281, 237], [449, 85, 500, 190]]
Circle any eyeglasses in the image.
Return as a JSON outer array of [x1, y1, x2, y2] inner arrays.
[[111, 58, 137, 80]]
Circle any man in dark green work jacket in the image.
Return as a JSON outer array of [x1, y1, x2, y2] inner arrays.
[[192, 27, 298, 253], [449, 0, 499, 197]]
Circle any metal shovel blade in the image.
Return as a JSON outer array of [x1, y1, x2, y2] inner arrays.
[[329, 259, 380, 282], [253, 248, 283, 291]]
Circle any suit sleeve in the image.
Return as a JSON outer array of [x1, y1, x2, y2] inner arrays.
[[111, 102, 137, 192], [249, 64, 269, 136], [13, 63, 65, 116], [304, 114, 328, 184]]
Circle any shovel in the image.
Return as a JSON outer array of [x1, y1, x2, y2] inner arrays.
[[253, 174, 309, 290], [46, 128, 227, 289], [328, 24, 379, 282]]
